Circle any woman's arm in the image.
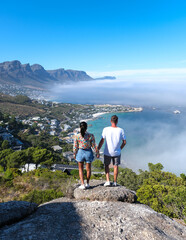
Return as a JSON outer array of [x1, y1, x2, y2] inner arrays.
[[90, 134, 99, 157], [73, 136, 79, 159]]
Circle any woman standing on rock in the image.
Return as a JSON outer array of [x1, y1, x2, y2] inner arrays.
[[73, 121, 99, 189]]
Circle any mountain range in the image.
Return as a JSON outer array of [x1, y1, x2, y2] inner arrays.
[[0, 60, 93, 89]]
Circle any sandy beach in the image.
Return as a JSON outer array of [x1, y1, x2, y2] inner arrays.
[[80, 112, 109, 123], [92, 112, 109, 118]]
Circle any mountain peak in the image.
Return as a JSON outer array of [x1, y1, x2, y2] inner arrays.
[[0, 60, 21, 70], [0, 60, 93, 88], [31, 64, 45, 71]]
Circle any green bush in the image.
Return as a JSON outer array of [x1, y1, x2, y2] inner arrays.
[[11, 168, 22, 177], [70, 169, 87, 179], [91, 173, 105, 180], [70, 169, 79, 177], [117, 168, 138, 191], [21, 189, 64, 205], [4, 168, 14, 180], [33, 168, 68, 179], [137, 169, 186, 222], [5, 180, 14, 187], [92, 159, 104, 169], [0, 165, 4, 173]]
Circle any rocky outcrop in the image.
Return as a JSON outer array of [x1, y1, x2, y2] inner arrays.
[[0, 198, 186, 240], [0, 201, 37, 227], [0, 182, 186, 239], [74, 180, 137, 202], [47, 68, 92, 82], [0, 60, 93, 88]]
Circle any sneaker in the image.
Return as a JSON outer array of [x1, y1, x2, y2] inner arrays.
[[113, 182, 118, 187], [104, 181, 111, 187], [85, 183, 90, 189], [79, 184, 86, 190]]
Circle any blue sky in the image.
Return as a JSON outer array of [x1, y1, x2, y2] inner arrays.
[[1, 0, 186, 78]]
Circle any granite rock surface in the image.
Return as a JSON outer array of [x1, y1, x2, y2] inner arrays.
[[74, 180, 137, 203], [0, 201, 37, 227], [0, 198, 186, 240], [1, 182, 186, 240]]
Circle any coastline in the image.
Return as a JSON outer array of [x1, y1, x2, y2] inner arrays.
[[80, 107, 143, 123], [80, 112, 109, 123]]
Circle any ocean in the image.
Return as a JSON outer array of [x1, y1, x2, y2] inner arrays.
[[88, 107, 186, 175]]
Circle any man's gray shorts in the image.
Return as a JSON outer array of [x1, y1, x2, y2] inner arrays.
[[104, 155, 121, 166]]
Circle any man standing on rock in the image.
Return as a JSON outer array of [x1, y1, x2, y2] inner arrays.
[[98, 115, 126, 186]]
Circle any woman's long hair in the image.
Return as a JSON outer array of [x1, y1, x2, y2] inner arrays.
[[80, 121, 87, 138]]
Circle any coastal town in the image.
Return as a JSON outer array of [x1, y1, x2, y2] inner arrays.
[[0, 95, 143, 166]]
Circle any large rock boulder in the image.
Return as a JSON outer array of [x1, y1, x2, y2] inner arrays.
[[0, 201, 38, 227], [0, 198, 186, 240], [74, 180, 137, 203]]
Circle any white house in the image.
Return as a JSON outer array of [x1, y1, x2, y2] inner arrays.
[[52, 145, 62, 153], [63, 151, 74, 162]]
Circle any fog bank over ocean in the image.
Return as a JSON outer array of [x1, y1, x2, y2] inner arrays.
[[49, 77, 186, 107]]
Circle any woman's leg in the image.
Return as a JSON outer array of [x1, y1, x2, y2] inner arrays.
[[78, 162, 84, 185], [86, 163, 91, 184]]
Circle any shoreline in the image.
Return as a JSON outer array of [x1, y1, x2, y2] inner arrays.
[[80, 107, 143, 124], [80, 112, 109, 123]]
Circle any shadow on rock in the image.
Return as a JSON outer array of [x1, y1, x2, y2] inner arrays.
[[0, 200, 84, 240]]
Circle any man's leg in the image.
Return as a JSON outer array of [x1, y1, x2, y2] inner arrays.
[[86, 163, 91, 184], [113, 155, 120, 185], [105, 164, 110, 182], [114, 165, 118, 183], [104, 155, 111, 183], [78, 162, 84, 185]]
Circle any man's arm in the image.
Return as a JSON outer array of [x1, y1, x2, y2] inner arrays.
[[120, 140, 126, 150], [98, 138, 104, 151]]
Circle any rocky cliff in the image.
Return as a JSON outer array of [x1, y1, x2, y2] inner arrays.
[[0, 180, 186, 240], [0, 60, 93, 89]]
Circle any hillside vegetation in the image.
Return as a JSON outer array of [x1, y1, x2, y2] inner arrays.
[[0, 93, 87, 119], [0, 160, 186, 223]]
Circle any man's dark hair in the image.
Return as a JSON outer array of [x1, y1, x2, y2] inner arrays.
[[111, 115, 118, 124]]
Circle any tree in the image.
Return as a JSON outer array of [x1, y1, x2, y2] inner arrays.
[[14, 95, 31, 104], [8, 116, 17, 130], [0, 149, 13, 170], [3, 113, 10, 122], [40, 151, 54, 169], [25, 147, 35, 171], [6, 150, 27, 169], [0, 136, 3, 146], [1, 140, 10, 150], [0, 111, 3, 121], [32, 148, 54, 169], [148, 163, 164, 172]]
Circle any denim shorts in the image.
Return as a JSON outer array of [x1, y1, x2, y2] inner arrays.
[[76, 149, 94, 163]]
